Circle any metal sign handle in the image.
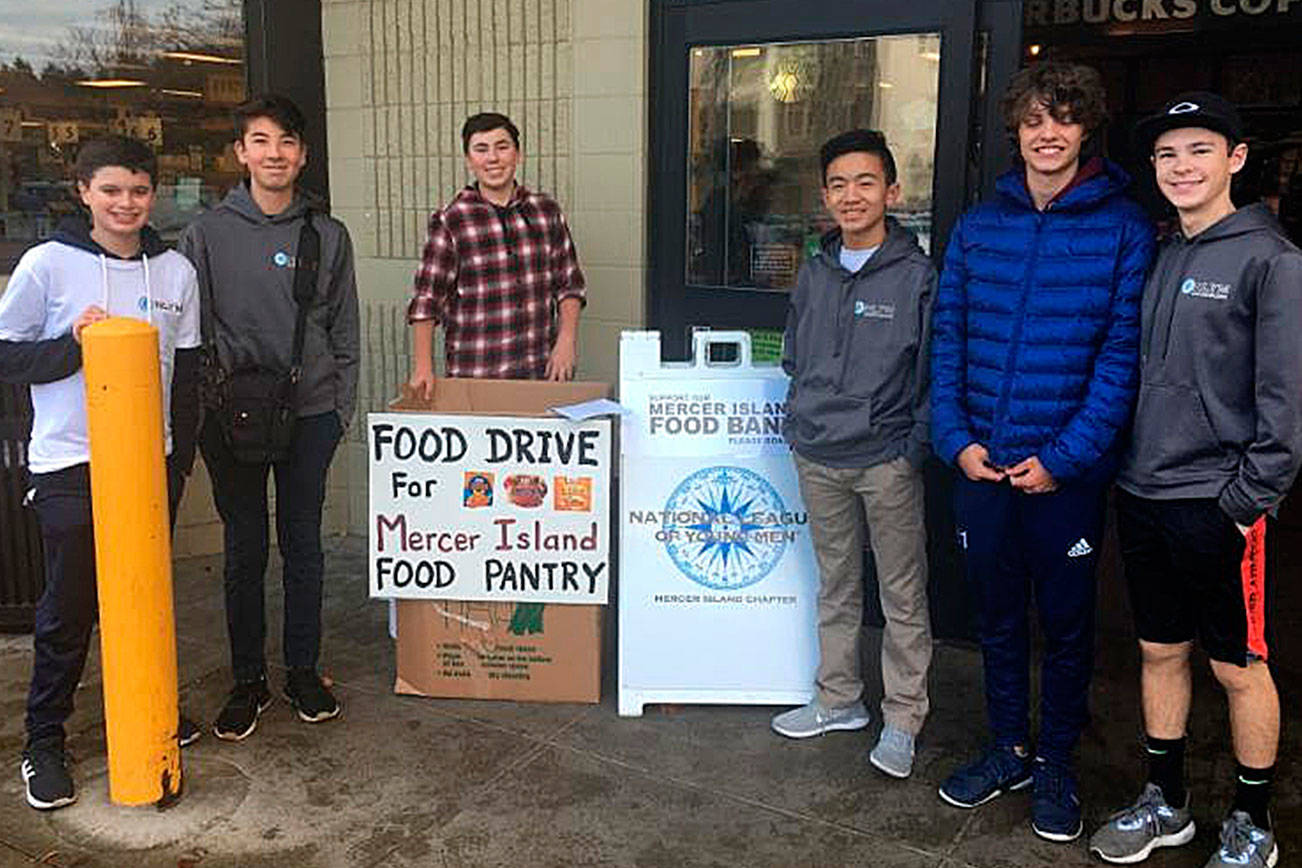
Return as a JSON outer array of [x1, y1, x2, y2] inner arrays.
[[691, 330, 753, 370]]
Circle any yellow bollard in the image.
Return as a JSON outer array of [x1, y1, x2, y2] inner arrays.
[[82, 318, 182, 806]]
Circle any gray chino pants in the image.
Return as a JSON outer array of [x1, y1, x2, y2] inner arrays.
[[794, 453, 932, 735]]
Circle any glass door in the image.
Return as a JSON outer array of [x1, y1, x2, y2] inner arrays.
[[687, 35, 944, 291], [650, 0, 980, 359]]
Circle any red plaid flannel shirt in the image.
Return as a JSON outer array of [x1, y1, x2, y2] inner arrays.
[[408, 184, 586, 379]]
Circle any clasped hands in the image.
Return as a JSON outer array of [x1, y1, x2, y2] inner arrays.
[[957, 443, 1058, 495]]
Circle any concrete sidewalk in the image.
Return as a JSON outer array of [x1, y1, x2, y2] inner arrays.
[[0, 535, 1296, 868]]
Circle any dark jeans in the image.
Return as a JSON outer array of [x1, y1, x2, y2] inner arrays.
[[25, 459, 186, 747], [953, 473, 1107, 766], [199, 411, 342, 683]]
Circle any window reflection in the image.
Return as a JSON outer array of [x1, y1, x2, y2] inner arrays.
[[0, 0, 245, 272], [687, 35, 941, 291]]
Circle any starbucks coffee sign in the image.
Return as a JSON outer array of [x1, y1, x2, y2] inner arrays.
[[1025, 0, 1302, 31]]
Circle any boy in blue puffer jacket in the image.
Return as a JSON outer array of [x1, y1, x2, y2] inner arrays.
[[930, 63, 1154, 841]]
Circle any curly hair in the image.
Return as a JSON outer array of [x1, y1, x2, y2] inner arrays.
[[1001, 62, 1108, 139]]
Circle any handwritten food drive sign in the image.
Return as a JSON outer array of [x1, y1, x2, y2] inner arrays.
[[368, 413, 612, 604]]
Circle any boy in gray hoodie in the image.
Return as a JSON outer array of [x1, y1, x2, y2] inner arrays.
[[1090, 92, 1302, 868], [770, 130, 935, 780], [179, 95, 359, 742]]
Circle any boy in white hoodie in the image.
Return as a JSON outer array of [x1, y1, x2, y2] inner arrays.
[[0, 136, 201, 810]]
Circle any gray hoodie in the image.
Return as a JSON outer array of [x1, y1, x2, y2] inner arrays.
[[178, 183, 360, 425], [782, 220, 936, 468], [1118, 204, 1302, 524]]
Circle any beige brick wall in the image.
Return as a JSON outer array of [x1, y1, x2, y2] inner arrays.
[[322, 0, 648, 533]]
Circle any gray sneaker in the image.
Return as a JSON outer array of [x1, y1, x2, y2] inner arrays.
[[868, 725, 915, 778], [1089, 783, 1194, 864], [770, 700, 870, 739], [1204, 811, 1277, 868]]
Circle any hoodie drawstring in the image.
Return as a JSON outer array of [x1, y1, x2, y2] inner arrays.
[[98, 251, 155, 326], [99, 253, 110, 312], [142, 253, 153, 326]]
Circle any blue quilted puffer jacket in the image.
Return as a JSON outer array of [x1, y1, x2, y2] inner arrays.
[[930, 159, 1155, 482]]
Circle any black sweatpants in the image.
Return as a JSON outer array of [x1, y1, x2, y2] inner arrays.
[[24, 460, 185, 748]]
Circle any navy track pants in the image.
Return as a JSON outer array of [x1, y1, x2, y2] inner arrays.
[[953, 473, 1107, 764]]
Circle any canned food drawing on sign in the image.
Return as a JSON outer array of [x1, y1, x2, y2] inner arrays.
[[504, 474, 548, 508], [553, 476, 594, 512]]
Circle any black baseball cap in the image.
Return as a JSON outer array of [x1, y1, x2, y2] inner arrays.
[[1134, 91, 1244, 153]]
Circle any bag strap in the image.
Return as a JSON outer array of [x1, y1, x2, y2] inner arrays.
[[197, 234, 218, 357], [288, 210, 320, 381], [195, 208, 321, 377]]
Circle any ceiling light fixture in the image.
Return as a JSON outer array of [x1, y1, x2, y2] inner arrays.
[[161, 50, 242, 65], [75, 79, 148, 88]]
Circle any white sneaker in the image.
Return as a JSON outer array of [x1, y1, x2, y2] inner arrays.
[[770, 700, 870, 739]]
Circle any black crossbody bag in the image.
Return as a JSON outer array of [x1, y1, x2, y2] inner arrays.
[[199, 211, 320, 464]]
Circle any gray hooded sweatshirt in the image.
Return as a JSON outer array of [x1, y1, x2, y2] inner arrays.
[[178, 183, 360, 425], [781, 219, 936, 468], [1118, 204, 1302, 524]]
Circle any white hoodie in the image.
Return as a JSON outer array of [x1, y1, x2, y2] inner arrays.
[[0, 228, 200, 474]]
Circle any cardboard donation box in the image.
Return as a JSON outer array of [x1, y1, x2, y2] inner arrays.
[[371, 379, 612, 703], [618, 331, 819, 716]]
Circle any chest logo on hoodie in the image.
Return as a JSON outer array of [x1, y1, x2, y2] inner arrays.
[[854, 300, 895, 320], [1180, 277, 1231, 301], [273, 250, 298, 268]]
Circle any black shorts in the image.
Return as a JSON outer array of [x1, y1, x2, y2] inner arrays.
[[1116, 489, 1275, 667]]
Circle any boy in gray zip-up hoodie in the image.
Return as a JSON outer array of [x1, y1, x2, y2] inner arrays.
[[178, 95, 360, 742], [769, 130, 935, 780], [1090, 92, 1302, 868]]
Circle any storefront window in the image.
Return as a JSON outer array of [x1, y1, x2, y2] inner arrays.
[[0, 0, 245, 272], [687, 35, 941, 291]]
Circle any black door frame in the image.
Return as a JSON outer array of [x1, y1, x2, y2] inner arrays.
[[645, 0, 1024, 641], [648, 0, 993, 359], [244, 0, 330, 202]]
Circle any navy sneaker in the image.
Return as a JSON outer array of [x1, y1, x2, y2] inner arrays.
[[178, 714, 202, 748], [1031, 757, 1083, 842], [939, 745, 1033, 808], [21, 740, 75, 811]]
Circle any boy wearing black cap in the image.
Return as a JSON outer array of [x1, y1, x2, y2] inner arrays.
[[1090, 92, 1302, 867]]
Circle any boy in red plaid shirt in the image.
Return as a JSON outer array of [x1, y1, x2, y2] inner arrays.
[[407, 112, 586, 394]]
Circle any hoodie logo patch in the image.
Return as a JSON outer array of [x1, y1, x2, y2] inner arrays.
[[1180, 277, 1231, 301], [853, 300, 895, 320], [273, 250, 296, 268]]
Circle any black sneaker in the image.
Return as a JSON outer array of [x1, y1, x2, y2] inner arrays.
[[213, 677, 272, 741], [178, 714, 202, 748], [283, 669, 340, 723], [21, 741, 75, 810]]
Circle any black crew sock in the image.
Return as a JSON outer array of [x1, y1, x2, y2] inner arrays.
[[1232, 763, 1273, 830], [1144, 735, 1186, 806]]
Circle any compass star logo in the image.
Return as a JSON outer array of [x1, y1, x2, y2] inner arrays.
[[661, 466, 789, 590]]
